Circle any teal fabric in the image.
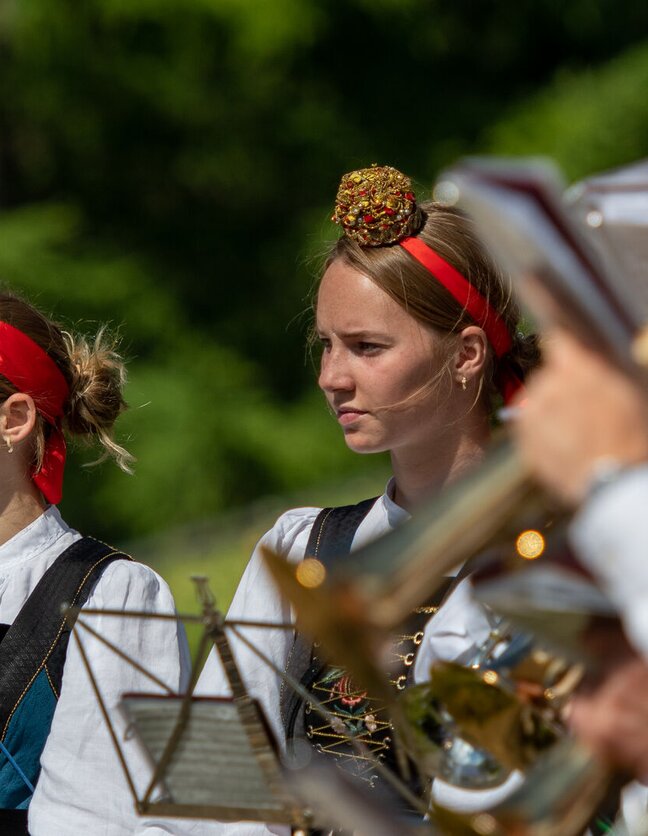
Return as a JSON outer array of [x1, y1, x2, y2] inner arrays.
[[0, 668, 56, 809]]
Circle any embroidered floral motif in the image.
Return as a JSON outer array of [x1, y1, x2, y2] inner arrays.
[[302, 600, 441, 790], [307, 664, 392, 785], [330, 674, 366, 707]]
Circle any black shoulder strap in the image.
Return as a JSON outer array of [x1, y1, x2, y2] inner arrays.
[[305, 496, 379, 567], [281, 498, 378, 739], [0, 536, 129, 736]]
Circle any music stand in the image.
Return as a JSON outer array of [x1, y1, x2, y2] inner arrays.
[[65, 576, 312, 828], [65, 575, 425, 829]]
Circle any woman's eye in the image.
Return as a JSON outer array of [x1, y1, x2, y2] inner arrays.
[[353, 340, 385, 357]]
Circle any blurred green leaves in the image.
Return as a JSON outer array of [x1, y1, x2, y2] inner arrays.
[[486, 41, 648, 180]]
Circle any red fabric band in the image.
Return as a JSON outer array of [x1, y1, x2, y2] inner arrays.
[[0, 321, 70, 504], [399, 236, 524, 404]]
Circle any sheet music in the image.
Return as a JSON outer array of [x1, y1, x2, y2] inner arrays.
[[568, 159, 648, 322], [120, 696, 289, 815]]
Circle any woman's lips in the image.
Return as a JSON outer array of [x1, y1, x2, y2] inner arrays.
[[337, 409, 367, 426]]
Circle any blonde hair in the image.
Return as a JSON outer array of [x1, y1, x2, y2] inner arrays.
[[0, 291, 134, 473]]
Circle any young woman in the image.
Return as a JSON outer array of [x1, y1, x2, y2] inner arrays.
[[197, 165, 538, 832], [0, 291, 190, 835]]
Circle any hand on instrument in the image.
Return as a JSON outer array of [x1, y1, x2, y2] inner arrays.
[[568, 656, 648, 782], [513, 329, 648, 506]]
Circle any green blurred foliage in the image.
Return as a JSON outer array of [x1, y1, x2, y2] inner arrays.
[[485, 41, 648, 180], [1, 0, 648, 549]]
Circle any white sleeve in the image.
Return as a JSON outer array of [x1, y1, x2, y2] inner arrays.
[[413, 578, 495, 678], [569, 464, 648, 658], [186, 509, 318, 836], [28, 560, 191, 836], [197, 508, 318, 743]]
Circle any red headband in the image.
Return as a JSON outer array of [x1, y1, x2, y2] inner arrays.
[[399, 237, 524, 405], [0, 321, 70, 504]]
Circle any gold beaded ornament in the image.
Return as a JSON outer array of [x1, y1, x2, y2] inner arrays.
[[332, 164, 420, 246]]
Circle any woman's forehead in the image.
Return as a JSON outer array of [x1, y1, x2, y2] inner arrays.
[[317, 260, 410, 329]]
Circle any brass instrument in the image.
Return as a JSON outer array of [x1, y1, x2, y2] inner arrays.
[[433, 739, 612, 836], [397, 630, 530, 792], [399, 637, 564, 782], [396, 631, 620, 836], [265, 439, 555, 641]]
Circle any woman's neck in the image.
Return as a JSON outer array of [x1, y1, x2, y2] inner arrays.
[[0, 484, 46, 549], [390, 419, 491, 512]]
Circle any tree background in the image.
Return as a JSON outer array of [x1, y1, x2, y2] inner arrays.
[[1, 0, 647, 605]]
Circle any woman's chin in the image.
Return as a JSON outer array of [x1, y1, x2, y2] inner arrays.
[[342, 432, 385, 455]]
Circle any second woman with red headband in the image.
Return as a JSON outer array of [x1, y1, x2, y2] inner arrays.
[[0, 291, 189, 835], [197, 165, 539, 832]]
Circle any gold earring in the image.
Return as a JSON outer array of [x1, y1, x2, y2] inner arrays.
[[461, 376, 467, 391], [3, 436, 14, 454]]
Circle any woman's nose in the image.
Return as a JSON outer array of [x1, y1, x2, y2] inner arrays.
[[318, 349, 354, 393]]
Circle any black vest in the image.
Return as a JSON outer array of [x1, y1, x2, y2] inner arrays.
[[280, 499, 457, 789]]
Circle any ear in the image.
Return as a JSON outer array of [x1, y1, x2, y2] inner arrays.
[[453, 325, 489, 383], [0, 393, 38, 449]]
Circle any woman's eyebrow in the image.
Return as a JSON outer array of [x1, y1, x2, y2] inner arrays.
[[331, 329, 392, 340]]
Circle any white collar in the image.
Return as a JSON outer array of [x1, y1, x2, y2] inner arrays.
[[383, 477, 410, 527], [383, 478, 463, 577], [0, 506, 75, 571]]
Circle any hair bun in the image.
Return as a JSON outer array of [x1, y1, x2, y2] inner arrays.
[[508, 330, 542, 380], [332, 164, 422, 246], [64, 328, 135, 473]]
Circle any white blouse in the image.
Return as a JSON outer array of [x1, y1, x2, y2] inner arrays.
[[570, 467, 648, 833], [0, 506, 191, 836], [571, 464, 648, 659], [192, 485, 522, 835]]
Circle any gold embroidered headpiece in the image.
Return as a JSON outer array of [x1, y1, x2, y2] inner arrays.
[[332, 164, 420, 246]]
